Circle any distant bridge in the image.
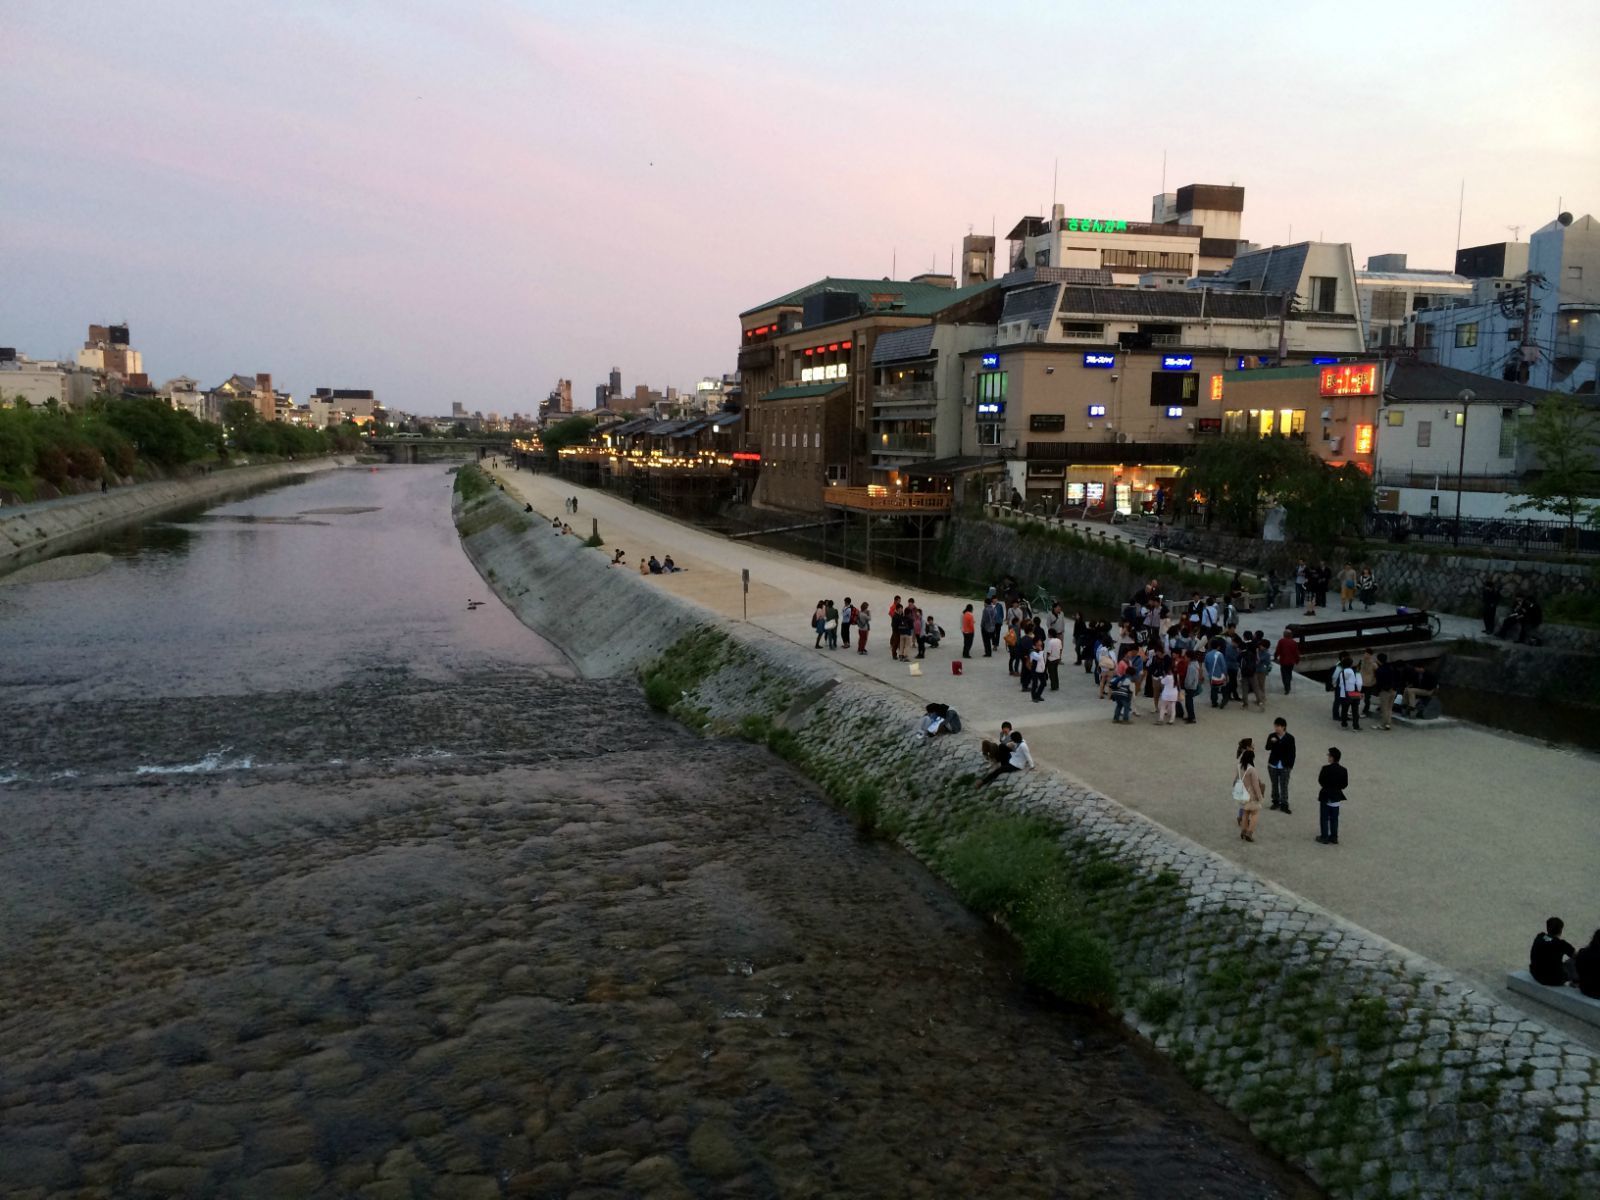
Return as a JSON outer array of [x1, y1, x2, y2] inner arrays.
[[365, 437, 513, 464]]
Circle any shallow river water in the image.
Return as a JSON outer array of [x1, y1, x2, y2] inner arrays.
[[0, 466, 1317, 1198]]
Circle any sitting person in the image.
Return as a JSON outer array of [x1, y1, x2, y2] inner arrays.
[[611, 549, 626, 566], [977, 731, 1035, 787], [560, 522, 572, 535], [551, 516, 562, 530], [918, 702, 959, 737], [647, 555, 663, 574], [524, 503, 533, 513], [981, 722, 1014, 762], [1401, 664, 1439, 715], [662, 555, 680, 572], [1530, 917, 1578, 986], [1576, 928, 1600, 999]]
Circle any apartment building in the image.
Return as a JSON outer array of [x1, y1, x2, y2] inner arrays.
[[1356, 253, 1473, 349], [1407, 213, 1599, 394]]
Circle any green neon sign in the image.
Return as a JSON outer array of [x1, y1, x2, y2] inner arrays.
[[1065, 218, 1129, 232]]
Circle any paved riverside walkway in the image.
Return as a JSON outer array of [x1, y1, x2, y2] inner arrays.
[[490, 466, 1600, 1045]]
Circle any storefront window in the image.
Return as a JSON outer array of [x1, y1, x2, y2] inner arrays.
[[1114, 483, 1133, 515]]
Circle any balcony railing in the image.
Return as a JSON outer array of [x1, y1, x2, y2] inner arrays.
[[873, 436, 935, 454], [1026, 440, 1195, 464], [873, 381, 936, 403], [1055, 328, 1106, 341], [1148, 333, 1182, 346], [824, 487, 951, 512]]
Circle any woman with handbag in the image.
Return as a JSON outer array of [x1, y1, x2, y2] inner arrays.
[[1235, 748, 1265, 842]]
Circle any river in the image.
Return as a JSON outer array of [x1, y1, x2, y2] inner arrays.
[[0, 465, 1317, 1198]]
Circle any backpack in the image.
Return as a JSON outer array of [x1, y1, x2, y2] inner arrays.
[[1003, 627, 1018, 647]]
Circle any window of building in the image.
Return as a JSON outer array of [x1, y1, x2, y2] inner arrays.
[[1101, 249, 1195, 273], [1414, 323, 1435, 348], [1310, 276, 1338, 313], [1417, 420, 1432, 448], [976, 423, 1001, 447], [1150, 372, 1199, 406], [1370, 290, 1406, 321], [1385, 409, 1405, 426], [1222, 409, 1248, 434], [976, 372, 1008, 407], [1454, 322, 1478, 348], [1498, 409, 1518, 458], [1567, 265, 1583, 281]]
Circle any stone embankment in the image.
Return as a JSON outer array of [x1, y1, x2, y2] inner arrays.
[[0, 458, 346, 574], [456, 480, 1598, 1200]]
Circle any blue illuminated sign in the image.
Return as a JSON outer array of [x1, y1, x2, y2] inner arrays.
[[1237, 355, 1277, 370], [1161, 355, 1194, 370], [1312, 356, 1338, 365], [1165, 406, 1185, 418], [1087, 404, 1107, 418], [1082, 353, 1116, 369], [976, 401, 1005, 417], [980, 353, 1001, 369]]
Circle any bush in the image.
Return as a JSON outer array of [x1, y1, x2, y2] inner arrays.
[[1020, 906, 1117, 1007], [943, 816, 1065, 918]]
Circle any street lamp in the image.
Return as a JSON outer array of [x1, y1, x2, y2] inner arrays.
[[1453, 388, 1475, 545]]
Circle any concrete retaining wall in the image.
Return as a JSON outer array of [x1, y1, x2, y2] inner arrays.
[[0, 458, 345, 574], [455, 482, 1599, 1200]]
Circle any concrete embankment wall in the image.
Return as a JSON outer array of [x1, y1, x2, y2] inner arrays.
[[456, 483, 1599, 1200], [0, 458, 346, 574]]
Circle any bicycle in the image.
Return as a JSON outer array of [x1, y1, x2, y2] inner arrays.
[[1029, 583, 1054, 613]]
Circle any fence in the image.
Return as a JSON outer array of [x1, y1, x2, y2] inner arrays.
[[1366, 510, 1600, 555]]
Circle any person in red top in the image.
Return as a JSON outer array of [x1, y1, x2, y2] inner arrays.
[[1273, 630, 1302, 694], [960, 605, 976, 658]]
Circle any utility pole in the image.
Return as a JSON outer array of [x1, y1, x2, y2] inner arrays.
[[1454, 388, 1475, 545]]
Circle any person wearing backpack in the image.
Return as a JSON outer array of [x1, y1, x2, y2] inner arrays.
[[1205, 640, 1229, 709], [1182, 650, 1203, 723], [1333, 653, 1362, 730], [839, 597, 855, 651]]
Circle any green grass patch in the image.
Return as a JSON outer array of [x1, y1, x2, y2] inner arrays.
[[1136, 985, 1182, 1024], [639, 628, 735, 724], [1350, 996, 1390, 1052], [452, 464, 493, 501], [943, 816, 1066, 919]]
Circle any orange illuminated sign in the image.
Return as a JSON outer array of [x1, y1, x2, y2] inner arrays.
[[1209, 374, 1223, 401], [1319, 363, 1379, 397], [1354, 423, 1374, 454]]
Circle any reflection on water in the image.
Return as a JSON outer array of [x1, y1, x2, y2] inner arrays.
[[0, 466, 1319, 1198]]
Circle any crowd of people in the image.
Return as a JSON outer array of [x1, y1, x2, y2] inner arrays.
[[1286, 559, 1380, 615], [1529, 917, 1600, 999]]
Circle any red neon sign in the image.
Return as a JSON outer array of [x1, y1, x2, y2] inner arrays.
[[732, 451, 761, 462], [804, 348, 814, 356], [1319, 363, 1379, 397], [827, 343, 839, 352], [841, 341, 852, 349]]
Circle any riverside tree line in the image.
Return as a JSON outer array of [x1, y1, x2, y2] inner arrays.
[[0, 395, 366, 502]]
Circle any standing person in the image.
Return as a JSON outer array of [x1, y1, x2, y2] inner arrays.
[[840, 597, 855, 651], [1235, 748, 1264, 842], [910, 601, 927, 659], [1480, 575, 1502, 637], [571, 495, 579, 514], [1029, 640, 1048, 703], [1222, 635, 1242, 706], [1339, 562, 1357, 612], [1294, 560, 1308, 610], [1356, 565, 1377, 612], [1316, 747, 1347, 845], [1045, 626, 1064, 691], [1109, 663, 1134, 723], [960, 604, 976, 658], [1158, 664, 1179, 725], [1264, 718, 1296, 813], [980, 596, 1003, 657], [887, 595, 903, 660], [812, 600, 827, 649], [1249, 634, 1270, 710], [823, 599, 839, 650], [1315, 563, 1330, 611], [1005, 619, 1023, 676], [1182, 648, 1203, 724], [1205, 640, 1229, 709], [1374, 652, 1398, 730], [1047, 602, 1067, 643], [1017, 624, 1037, 693], [1334, 654, 1362, 730], [1274, 629, 1301, 693], [855, 601, 871, 654], [1358, 648, 1378, 719]]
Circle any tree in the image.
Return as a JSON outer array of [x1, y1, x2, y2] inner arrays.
[[540, 415, 596, 463], [1279, 462, 1373, 549], [1509, 394, 1600, 534], [1177, 432, 1372, 548]]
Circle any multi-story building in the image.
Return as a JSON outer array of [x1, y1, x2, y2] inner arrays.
[[310, 387, 377, 425], [737, 274, 1002, 511], [0, 353, 99, 408], [159, 376, 206, 421], [207, 373, 277, 422], [1005, 183, 1246, 283], [1356, 253, 1473, 349], [958, 250, 1367, 512], [1406, 214, 1599, 393], [75, 323, 143, 383]]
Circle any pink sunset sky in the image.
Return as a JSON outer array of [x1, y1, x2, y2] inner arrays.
[[3, 0, 1597, 415]]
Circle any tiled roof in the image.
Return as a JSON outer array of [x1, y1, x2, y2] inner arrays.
[[1056, 287, 1287, 321], [741, 276, 996, 319], [871, 326, 936, 364], [1220, 243, 1310, 297], [1384, 360, 1552, 405], [1002, 284, 1060, 325], [761, 382, 847, 402]]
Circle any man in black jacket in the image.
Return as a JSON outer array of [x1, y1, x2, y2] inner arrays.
[[1480, 576, 1501, 636], [1316, 747, 1348, 845], [1265, 718, 1296, 813], [1529, 917, 1577, 987]]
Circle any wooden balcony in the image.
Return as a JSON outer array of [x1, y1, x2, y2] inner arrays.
[[823, 487, 951, 513]]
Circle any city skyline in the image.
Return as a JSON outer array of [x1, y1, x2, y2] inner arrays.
[[3, 0, 1597, 415]]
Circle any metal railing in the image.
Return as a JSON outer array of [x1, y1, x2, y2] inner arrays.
[[824, 487, 951, 511], [873, 382, 936, 403], [1366, 511, 1600, 554]]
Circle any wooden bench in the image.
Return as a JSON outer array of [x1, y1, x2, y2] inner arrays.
[[1506, 969, 1600, 1027], [1283, 611, 1438, 656]]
